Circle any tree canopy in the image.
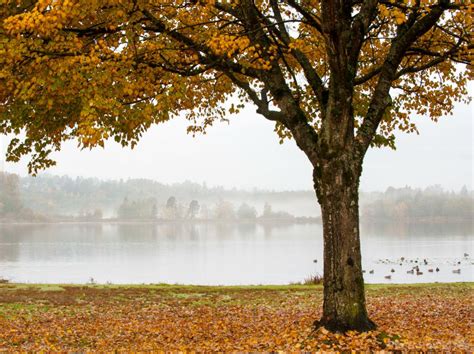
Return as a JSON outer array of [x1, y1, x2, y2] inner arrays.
[[0, 0, 472, 173]]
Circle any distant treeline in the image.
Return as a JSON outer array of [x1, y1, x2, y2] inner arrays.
[[361, 185, 473, 222], [0, 172, 472, 223], [115, 196, 297, 222], [16, 174, 317, 217], [0, 173, 311, 222]]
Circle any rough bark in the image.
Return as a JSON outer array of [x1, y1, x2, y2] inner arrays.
[[313, 153, 376, 332]]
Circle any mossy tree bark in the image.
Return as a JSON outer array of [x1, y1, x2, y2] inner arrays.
[[313, 154, 375, 332]]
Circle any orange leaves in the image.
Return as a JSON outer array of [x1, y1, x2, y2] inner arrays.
[[0, 284, 472, 351], [207, 34, 251, 58], [288, 38, 325, 58], [393, 10, 407, 25], [206, 34, 275, 70], [3, 0, 75, 37], [378, 5, 406, 25]]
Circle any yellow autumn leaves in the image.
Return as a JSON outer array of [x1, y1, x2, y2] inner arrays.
[[379, 1, 474, 26], [207, 34, 251, 58], [4, 0, 75, 36], [380, 6, 407, 25], [206, 34, 277, 70]]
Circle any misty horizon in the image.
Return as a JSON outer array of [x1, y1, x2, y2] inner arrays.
[[5, 172, 474, 194]]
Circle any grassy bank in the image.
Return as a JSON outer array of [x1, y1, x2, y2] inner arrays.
[[0, 283, 472, 351]]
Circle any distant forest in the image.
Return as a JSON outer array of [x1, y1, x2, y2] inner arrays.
[[361, 185, 473, 222], [0, 172, 472, 223]]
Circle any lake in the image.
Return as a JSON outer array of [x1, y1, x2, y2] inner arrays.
[[0, 222, 472, 284]]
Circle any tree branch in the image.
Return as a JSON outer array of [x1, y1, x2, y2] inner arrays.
[[355, 0, 450, 156], [225, 71, 284, 122], [257, 2, 328, 109], [284, 0, 324, 34], [140, 8, 262, 79], [349, 0, 379, 69]]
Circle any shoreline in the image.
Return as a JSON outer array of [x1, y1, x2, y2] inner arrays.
[[1, 217, 472, 226], [1, 282, 472, 289], [0, 218, 321, 226]]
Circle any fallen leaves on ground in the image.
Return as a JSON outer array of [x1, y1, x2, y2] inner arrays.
[[0, 283, 472, 351]]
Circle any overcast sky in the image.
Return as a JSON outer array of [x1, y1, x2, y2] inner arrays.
[[1, 93, 472, 192]]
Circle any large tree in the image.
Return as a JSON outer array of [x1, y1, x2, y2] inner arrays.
[[0, 0, 472, 331]]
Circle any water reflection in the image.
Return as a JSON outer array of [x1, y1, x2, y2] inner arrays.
[[0, 222, 472, 284], [235, 222, 255, 237], [361, 220, 473, 238]]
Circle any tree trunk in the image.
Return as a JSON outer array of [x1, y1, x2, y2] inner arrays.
[[313, 154, 376, 332]]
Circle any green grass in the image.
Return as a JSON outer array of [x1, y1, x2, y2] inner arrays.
[[0, 283, 321, 292], [0, 284, 66, 291], [0, 282, 474, 299], [0, 282, 472, 292], [0, 303, 52, 319]]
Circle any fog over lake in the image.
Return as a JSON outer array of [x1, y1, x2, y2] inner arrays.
[[1, 222, 472, 285]]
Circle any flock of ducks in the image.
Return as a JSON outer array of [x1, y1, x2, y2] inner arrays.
[[362, 253, 470, 280], [312, 253, 470, 280]]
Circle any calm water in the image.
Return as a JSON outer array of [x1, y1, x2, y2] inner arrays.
[[0, 222, 472, 284]]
